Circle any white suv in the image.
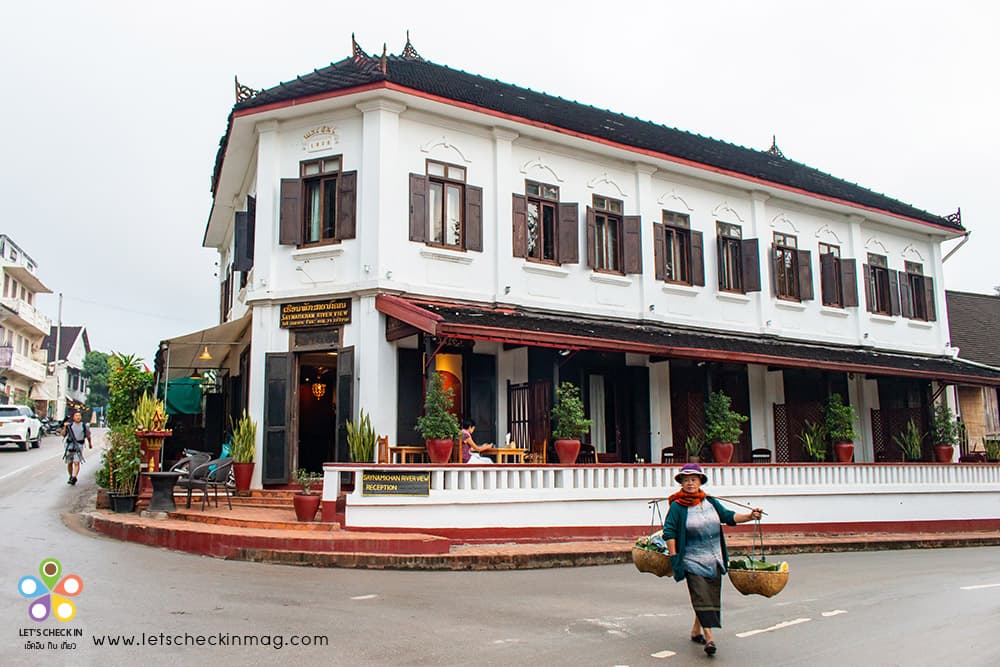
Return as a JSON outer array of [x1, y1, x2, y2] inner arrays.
[[0, 406, 42, 451]]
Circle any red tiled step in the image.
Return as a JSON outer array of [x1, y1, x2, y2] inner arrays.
[[168, 506, 340, 531]]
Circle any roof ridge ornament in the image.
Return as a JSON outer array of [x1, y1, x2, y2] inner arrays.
[[945, 207, 962, 226], [352, 32, 371, 62], [766, 134, 785, 158], [234, 76, 260, 103], [380, 43, 387, 74], [401, 30, 423, 60]]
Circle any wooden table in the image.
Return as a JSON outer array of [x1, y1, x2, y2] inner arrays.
[[388, 446, 426, 463], [482, 446, 526, 464]]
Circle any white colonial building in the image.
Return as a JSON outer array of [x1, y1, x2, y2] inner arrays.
[[182, 37, 1000, 488], [0, 235, 52, 406]]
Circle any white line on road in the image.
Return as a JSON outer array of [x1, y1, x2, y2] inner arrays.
[[0, 464, 33, 483], [351, 594, 377, 600], [960, 583, 1000, 590], [821, 610, 848, 617], [736, 617, 812, 638], [651, 650, 677, 658]]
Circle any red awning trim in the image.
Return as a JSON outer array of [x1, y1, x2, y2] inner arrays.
[[375, 294, 443, 334]]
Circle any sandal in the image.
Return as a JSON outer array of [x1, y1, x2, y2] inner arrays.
[[704, 641, 717, 656], [690, 634, 707, 645]]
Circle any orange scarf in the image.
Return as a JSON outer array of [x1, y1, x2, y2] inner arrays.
[[668, 488, 706, 507]]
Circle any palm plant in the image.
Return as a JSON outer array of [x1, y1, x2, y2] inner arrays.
[[346, 409, 377, 462], [798, 420, 827, 462], [893, 419, 924, 461]]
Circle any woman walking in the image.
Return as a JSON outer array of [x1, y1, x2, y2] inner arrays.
[[662, 463, 763, 657]]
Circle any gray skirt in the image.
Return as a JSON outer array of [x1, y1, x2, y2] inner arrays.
[[686, 570, 722, 628], [63, 447, 85, 464]]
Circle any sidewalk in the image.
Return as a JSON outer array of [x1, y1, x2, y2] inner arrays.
[[80, 502, 1000, 570]]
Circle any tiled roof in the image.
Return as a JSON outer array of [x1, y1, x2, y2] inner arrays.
[[946, 291, 1000, 368], [41, 326, 89, 362], [216, 52, 960, 231]]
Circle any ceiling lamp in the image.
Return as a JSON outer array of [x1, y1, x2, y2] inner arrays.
[[189, 371, 201, 381], [198, 346, 213, 360], [311, 382, 326, 399]]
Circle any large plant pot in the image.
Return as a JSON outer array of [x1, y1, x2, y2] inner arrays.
[[554, 439, 581, 464], [293, 494, 321, 522], [233, 462, 255, 494], [425, 438, 454, 464], [833, 442, 855, 463], [109, 494, 137, 513], [933, 444, 954, 463], [710, 441, 734, 464]]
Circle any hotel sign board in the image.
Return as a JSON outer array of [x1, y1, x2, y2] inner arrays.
[[279, 299, 351, 329], [361, 470, 431, 497]]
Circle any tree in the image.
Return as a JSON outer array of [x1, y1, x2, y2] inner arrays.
[[82, 351, 110, 410], [106, 352, 153, 428]]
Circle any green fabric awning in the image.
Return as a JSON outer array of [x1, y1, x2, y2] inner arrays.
[[166, 377, 202, 415]]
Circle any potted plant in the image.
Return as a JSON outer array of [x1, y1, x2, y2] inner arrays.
[[415, 372, 461, 464], [893, 419, 924, 462], [107, 424, 141, 513], [798, 420, 827, 462], [704, 390, 747, 464], [292, 468, 323, 521], [985, 439, 1000, 462], [685, 435, 703, 463], [824, 394, 857, 463], [929, 403, 958, 463], [346, 409, 376, 463], [132, 392, 172, 492], [230, 410, 257, 494], [551, 382, 592, 464]]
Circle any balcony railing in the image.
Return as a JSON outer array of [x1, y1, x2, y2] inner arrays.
[[0, 346, 46, 381], [0, 297, 51, 336]]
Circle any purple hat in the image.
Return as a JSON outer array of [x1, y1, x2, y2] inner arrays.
[[674, 463, 708, 484]]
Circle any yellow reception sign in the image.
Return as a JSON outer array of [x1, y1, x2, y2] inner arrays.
[[279, 299, 351, 329]]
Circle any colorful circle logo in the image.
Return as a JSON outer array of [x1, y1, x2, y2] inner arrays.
[[17, 558, 83, 622]]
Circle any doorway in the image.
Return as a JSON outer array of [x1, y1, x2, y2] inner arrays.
[[297, 351, 338, 473]]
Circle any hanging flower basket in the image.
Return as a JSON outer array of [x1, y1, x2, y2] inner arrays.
[[632, 532, 673, 577]]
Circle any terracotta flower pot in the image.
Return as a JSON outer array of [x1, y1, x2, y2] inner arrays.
[[425, 438, 454, 464], [232, 462, 254, 494], [554, 439, 581, 464], [710, 441, 734, 464], [833, 442, 855, 463], [293, 493, 321, 522], [933, 444, 954, 463]]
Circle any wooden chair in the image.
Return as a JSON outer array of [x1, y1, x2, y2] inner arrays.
[[525, 439, 547, 464], [376, 435, 389, 464], [577, 443, 597, 464]]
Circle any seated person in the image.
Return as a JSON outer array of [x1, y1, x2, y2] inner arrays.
[[460, 418, 493, 464]]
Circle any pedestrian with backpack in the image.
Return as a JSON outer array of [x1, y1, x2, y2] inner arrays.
[[62, 411, 92, 485]]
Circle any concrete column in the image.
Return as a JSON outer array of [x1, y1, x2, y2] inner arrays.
[[846, 215, 867, 344], [246, 303, 288, 488], [633, 163, 658, 317], [252, 120, 279, 296], [747, 364, 768, 451], [749, 191, 774, 333], [648, 360, 671, 457], [492, 128, 518, 299], [352, 295, 396, 453], [356, 99, 406, 282], [928, 239, 950, 352]]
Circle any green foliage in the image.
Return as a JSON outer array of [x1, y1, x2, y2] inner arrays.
[[824, 394, 857, 443], [984, 439, 1000, 461], [685, 435, 703, 457], [107, 353, 153, 428], [132, 391, 168, 431], [293, 468, 322, 495], [415, 372, 460, 440], [82, 351, 110, 410], [106, 423, 141, 495], [346, 409, 377, 463], [551, 382, 591, 440], [229, 411, 257, 463], [798, 420, 827, 462], [929, 403, 959, 446], [893, 419, 924, 461], [704, 390, 748, 444]]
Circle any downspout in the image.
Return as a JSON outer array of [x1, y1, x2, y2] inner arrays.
[[942, 230, 971, 263]]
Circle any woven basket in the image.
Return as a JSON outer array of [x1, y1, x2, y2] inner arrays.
[[728, 568, 789, 597], [632, 546, 674, 577]]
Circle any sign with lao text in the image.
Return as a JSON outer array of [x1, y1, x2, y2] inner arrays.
[[361, 470, 430, 497], [279, 299, 351, 329]]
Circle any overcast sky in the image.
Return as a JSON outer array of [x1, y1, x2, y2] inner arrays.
[[3, 1, 997, 359]]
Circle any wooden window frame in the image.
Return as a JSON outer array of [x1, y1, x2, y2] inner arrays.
[[525, 180, 560, 264], [426, 159, 467, 251], [773, 232, 800, 301], [904, 261, 928, 321], [593, 195, 624, 274], [867, 253, 892, 315], [300, 156, 342, 247], [662, 211, 692, 285], [819, 243, 843, 307], [717, 222, 744, 293]]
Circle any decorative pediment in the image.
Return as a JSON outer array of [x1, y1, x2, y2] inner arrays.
[[814, 225, 843, 244], [587, 173, 628, 197], [420, 136, 472, 164], [656, 190, 694, 212], [769, 213, 799, 233], [519, 157, 564, 183], [901, 245, 925, 262], [712, 202, 745, 224], [864, 238, 889, 254]]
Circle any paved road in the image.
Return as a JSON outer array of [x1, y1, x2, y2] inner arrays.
[[2, 437, 999, 667]]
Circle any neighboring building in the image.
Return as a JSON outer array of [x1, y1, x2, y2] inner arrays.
[[945, 290, 1000, 455], [0, 235, 52, 405], [38, 326, 91, 420], [184, 37, 1000, 485]]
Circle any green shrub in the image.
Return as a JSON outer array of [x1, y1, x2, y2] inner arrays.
[[893, 419, 924, 461], [704, 390, 747, 444], [551, 382, 591, 440], [824, 394, 857, 443], [415, 372, 460, 440], [346, 409, 376, 462], [229, 411, 257, 463], [930, 403, 959, 446], [798, 420, 827, 462]]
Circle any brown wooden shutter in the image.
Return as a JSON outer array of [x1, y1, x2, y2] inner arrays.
[[820, 253, 837, 305], [247, 195, 256, 267], [888, 269, 901, 316], [623, 215, 642, 274], [741, 238, 761, 292], [336, 171, 357, 240], [465, 185, 483, 252], [862, 263, 874, 312], [557, 202, 579, 264], [924, 276, 936, 321], [279, 178, 302, 246], [690, 231, 705, 286], [841, 258, 859, 307], [233, 211, 252, 272], [769, 245, 781, 297], [899, 274, 914, 318], [512, 194, 527, 258], [653, 222, 665, 281], [408, 173, 427, 243], [585, 206, 597, 268], [262, 352, 293, 484], [796, 249, 813, 300], [335, 346, 354, 463]]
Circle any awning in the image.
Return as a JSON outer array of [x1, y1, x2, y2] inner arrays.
[[157, 312, 252, 380], [4, 266, 51, 294], [29, 377, 57, 401], [375, 294, 1000, 386]]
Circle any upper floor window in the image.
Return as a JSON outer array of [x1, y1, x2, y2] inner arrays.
[[279, 157, 357, 247], [512, 184, 579, 265], [654, 212, 705, 286], [2, 275, 10, 298], [819, 243, 842, 306], [864, 253, 895, 315], [591, 196, 622, 272], [901, 261, 936, 321], [408, 163, 483, 251], [716, 222, 761, 293], [773, 232, 800, 300]]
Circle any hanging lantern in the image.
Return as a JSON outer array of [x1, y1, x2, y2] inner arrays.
[[311, 382, 326, 399]]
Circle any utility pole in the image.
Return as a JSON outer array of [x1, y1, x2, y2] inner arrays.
[[54, 292, 62, 420]]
